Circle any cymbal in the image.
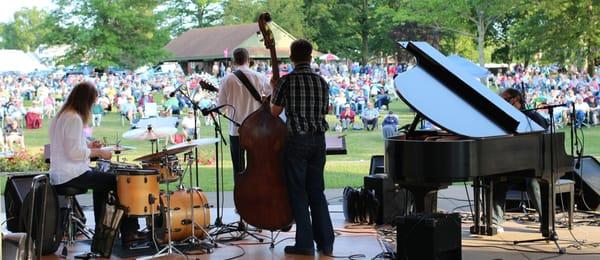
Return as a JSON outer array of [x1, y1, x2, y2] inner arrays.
[[133, 138, 220, 161], [166, 138, 220, 152], [101, 145, 136, 153], [122, 127, 177, 141]]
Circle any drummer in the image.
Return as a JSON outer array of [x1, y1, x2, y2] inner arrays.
[[49, 81, 145, 247]]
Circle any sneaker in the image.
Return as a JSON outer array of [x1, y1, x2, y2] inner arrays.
[[493, 225, 504, 233]]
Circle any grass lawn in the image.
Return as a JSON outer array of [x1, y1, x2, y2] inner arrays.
[[3, 98, 599, 192]]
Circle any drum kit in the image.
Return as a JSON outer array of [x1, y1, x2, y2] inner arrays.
[[96, 125, 219, 257]]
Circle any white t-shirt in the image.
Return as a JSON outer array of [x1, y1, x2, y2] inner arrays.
[[49, 111, 91, 185], [217, 65, 271, 136]]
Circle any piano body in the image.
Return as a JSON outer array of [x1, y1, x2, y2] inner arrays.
[[385, 42, 573, 237]]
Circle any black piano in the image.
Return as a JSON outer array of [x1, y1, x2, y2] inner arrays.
[[385, 42, 573, 237]]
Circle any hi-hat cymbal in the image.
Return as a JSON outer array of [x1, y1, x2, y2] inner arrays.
[[122, 127, 177, 141], [101, 145, 136, 153]]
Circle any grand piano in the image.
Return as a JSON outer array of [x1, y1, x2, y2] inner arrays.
[[385, 42, 573, 237]]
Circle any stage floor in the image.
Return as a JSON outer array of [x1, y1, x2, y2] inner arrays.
[[34, 206, 600, 260]]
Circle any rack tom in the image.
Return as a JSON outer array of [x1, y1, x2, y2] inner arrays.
[[141, 155, 181, 183]]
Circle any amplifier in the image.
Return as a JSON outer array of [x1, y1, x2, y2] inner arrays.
[[364, 174, 412, 225], [396, 213, 461, 260]]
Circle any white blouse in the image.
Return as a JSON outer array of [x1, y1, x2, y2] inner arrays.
[[49, 111, 91, 185]]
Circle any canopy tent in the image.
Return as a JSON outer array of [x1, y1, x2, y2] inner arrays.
[[0, 50, 49, 73], [447, 54, 490, 78], [319, 53, 340, 61]]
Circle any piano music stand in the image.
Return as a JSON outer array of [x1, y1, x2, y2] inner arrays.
[[513, 106, 565, 254]]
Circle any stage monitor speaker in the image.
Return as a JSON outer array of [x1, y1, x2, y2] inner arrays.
[[396, 213, 461, 260], [569, 156, 600, 211], [4, 174, 42, 232], [364, 174, 413, 225], [4, 174, 84, 232]]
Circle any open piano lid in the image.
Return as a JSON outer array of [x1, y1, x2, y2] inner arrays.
[[394, 41, 544, 138]]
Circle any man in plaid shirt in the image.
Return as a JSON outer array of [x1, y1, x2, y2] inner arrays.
[[271, 39, 334, 256]]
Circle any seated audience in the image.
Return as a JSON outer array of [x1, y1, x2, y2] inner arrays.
[[361, 103, 379, 131], [4, 118, 24, 150], [339, 104, 356, 130], [381, 110, 399, 139]]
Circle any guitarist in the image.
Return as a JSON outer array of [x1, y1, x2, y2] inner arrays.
[[217, 48, 272, 175], [271, 39, 335, 256], [217, 48, 271, 225]]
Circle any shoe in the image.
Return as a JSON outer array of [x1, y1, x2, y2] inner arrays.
[[121, 231, 149, 246], [318, 247, 333, 256], [284, 245, 315, 255], [492, 225, 504, 233]]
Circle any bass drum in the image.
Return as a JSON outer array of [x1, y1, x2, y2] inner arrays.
[[155, 189, 211, 241]]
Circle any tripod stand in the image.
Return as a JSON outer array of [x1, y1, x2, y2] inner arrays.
[[514, 105, 566, 254]]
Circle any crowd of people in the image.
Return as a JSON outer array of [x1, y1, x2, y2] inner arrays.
[[2, 59, 599, 154], [489, 65, 600, 129]]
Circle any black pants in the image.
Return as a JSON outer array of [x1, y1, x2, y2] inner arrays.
[[283, 133, 334, 251], [55, 170, 139, 235], [229, 135, 246, 175], [492, 177, 542, 225]]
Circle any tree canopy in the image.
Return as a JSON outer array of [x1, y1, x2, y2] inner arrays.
[[1, 0, 597, 70]]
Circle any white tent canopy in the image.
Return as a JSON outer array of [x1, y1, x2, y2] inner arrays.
[[0, 49, 49, 73]]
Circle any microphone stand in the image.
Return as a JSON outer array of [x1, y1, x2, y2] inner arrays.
[[206, 109, 263, 243], [513, 105, 565, 254], [205, 108, 238, 227], [173, 87, 202, 187]]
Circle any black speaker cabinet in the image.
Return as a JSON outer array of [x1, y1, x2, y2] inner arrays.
[[396, 213, 461, 260], [4, 173, 82, 232], [364, 174, 412, 225], [570, 156, 600, 211]]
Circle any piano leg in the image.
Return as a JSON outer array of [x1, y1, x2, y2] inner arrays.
[[408, 187, 439, 213], [470, 177, 483, 235]]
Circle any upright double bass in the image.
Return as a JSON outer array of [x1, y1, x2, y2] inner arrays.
[[233, 13, 293, 231]]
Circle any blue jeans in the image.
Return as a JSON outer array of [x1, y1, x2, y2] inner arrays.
[[283, 133, 334, 250], [575, 110, 586, 128]]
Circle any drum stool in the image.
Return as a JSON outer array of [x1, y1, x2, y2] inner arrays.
[[54, 186, 94, 246]]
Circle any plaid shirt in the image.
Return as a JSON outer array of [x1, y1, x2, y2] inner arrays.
[[272, 63, 329, 135]]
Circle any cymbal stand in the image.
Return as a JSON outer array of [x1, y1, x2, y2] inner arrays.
[[139, 154, 184, 259], [178, 151, 216, 253], [513, 106, 565, 254]]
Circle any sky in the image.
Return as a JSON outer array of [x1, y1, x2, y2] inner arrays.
[[0, 0, 53, 23]]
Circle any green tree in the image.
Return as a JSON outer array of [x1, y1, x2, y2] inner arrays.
[[163, 0, 222, 37], [0, 7, 50, 52], [509, 0, 599, 74], [306, 0, 384, 64], [222, 0, 308, 39], [402, 0, 517, 66], [46, 0, 170, 69]]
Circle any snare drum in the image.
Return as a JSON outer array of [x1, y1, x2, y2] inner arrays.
[[141, 155, 181, 183], [96, 159, 139, 173], [116, 168, 160, 216], [155, 189, 211, 241]]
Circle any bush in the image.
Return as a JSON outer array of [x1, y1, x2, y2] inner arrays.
[[0, 149, 49, 172]]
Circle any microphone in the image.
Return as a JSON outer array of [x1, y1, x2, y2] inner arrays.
[[201, 104, 227, 116]]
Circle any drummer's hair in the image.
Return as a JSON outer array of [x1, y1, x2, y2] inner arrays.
[[290, 39, 312, 63], [233, 48, 249, 66], [57, 81, 98, 124]]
